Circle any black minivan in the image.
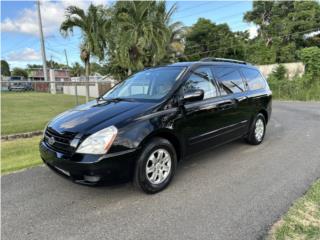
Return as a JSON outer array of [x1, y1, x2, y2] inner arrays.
[[40, 58, 272, 193]]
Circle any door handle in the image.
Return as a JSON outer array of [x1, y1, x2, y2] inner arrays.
[[217, 101, 234, 110], [235, 96, 247, 102]]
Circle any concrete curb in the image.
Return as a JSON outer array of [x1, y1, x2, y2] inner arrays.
[[2, 131, 43, 141]]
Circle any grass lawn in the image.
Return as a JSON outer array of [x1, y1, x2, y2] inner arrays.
[[269, 179, 320, 240], [1, 92, 86, 135], [1, 136, 43, 174]]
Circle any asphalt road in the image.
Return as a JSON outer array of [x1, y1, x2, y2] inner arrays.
[[2, 101, 320, 240]]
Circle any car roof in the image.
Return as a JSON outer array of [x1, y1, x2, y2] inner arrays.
[[167, 61, 258, 70], [167, 61, 253, 67]]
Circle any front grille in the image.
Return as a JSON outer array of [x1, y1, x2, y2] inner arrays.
[[44, 128, 77, 155]]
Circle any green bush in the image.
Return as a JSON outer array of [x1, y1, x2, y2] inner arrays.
[[299, 47, 320, 81], [268, 75, 320, 101], [269, 64, 287, 81], [267, 50, 320, 101]]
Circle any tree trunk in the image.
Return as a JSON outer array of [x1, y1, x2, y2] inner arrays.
[[85, 59, 90, 102]]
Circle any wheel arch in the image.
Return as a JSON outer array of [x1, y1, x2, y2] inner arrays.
[[139, 129, 184, 162], [258, 109, 269, 124]]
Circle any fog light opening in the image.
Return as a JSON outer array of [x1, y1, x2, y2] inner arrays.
[[84, 175, 101, 183]]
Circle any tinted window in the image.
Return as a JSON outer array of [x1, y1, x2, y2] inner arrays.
[[184, 67, 217, 99], [103, 67, 185, 101], [212, 67, 245, 95], [241, 68, 266, 90]]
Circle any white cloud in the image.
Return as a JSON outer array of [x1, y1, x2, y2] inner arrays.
[[7, 48, 41, 61], [248, 25, 258, 39], [1, 0, 108, 36]]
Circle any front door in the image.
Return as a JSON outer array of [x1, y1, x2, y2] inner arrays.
[[175, 66, 238, 153]]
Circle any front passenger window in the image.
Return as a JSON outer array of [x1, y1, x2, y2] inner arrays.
[[183, 67, 217, 100]]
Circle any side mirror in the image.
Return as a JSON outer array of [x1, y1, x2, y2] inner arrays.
[[182, 89, 204, 103]]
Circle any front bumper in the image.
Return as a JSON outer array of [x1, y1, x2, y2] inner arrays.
[[39, 140, 138, 185]]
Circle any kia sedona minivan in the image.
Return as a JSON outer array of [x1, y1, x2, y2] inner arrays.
[[40, 58, 272, 194]]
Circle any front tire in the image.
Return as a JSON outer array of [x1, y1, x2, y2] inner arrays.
[[134, 138, 177, 194], [245, 113, 266, 145]]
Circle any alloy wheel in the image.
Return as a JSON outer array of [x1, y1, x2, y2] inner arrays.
[[145, 149, 172, 185], [254, 118, 265, 142]]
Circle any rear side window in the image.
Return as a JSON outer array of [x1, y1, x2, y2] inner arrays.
[[212, 67, 245, 95], [241, 68, 266, 90], [183, 67, 218, 99]]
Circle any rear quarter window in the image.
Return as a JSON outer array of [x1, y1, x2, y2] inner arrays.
[[241, 68, 266, 90]]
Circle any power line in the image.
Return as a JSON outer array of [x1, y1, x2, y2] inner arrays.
[[172, 2, 243, 20], [174, 1, 218, 15], [1, 38, 39, 55]]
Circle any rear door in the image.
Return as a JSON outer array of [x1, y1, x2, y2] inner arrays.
[[211, 65, 251, 139]]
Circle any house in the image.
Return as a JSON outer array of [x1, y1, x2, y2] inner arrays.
[[28, 68, 70, 92]]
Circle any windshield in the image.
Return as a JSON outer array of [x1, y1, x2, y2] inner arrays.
[[103, 67, 185, 101]]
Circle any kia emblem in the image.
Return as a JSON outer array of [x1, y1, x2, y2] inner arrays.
[[48, 136, 55, 145]]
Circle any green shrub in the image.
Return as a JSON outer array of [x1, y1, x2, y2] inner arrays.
[[299, 47, 320, 81], [268, 75, 320, 101], [269, 64, 288, 81]]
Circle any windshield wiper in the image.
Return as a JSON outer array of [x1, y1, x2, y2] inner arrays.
[[108, 97, 131, 102], [96, 96, 133, 103]]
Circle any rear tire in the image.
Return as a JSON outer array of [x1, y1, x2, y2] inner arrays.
[[134, 138, 177, 194], [245, 113, 266, 145]]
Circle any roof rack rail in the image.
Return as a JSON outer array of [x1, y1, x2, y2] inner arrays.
[[200, 57, 248, 65]]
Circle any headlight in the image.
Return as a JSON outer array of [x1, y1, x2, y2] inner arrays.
[[76, 126, 118, 155]]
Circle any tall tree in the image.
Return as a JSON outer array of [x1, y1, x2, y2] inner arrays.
[[1, 60, 10, 76], [184, 18, 246, 61], [244, 1, 320, 63], [11, 67, 28, 78], [165, 21, 187, 63], [106, 1, 177, 76], [70, 62, 85, 77], [60, 4, 107, 101]]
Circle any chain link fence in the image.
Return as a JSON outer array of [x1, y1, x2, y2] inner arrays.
[[1, 79, 117, 104], [1, 80, 118, 136]]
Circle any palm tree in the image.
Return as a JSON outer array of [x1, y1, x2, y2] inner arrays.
[[166, 22, 187, 62], [60, 4, 107, 102], [70, 62, 84, 77], [107, 1, 178, 76]]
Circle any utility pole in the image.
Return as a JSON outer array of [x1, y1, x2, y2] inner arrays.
[[37, 0, 48, 82], [64, 49, 69, 67]]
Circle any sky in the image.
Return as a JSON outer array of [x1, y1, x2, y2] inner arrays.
[[1, 0, 256, 69]]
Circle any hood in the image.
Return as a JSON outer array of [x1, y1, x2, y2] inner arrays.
[[48, 100, 155, 134]]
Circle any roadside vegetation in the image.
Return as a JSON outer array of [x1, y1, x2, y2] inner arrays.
[[269, 179, 320, 240], [1, 136, 42, 174], [268, 47, 320, 101], [1, 92, 86, 135]]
